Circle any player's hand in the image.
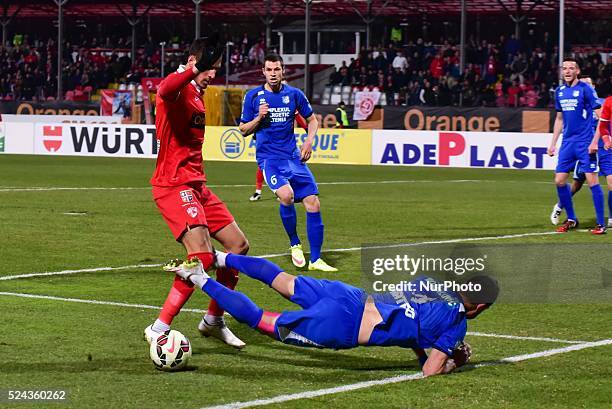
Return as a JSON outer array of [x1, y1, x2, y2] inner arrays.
[[258, 103, 269, 119], [451, 342, 472, 367], [301, 139, 313, 162], [604, 136, 612, 151], [588, 142, 599, 155], [194, 45, 223, 72], [547, 145, 556, 157]]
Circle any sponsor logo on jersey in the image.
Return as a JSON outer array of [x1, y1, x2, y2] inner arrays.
[[180, 190, 194, 203], [190, 112, 206, 129], [186, 206, 198, 218], [42, 125, 63, 152], [220, 128, 246, 159]]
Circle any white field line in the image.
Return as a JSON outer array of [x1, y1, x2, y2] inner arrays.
[[0, 179, 554, 192], [0, 291, 589, 346], [0, 291, 205, 313], [200, 339, 612, 409], [0, 231, 560, 282]]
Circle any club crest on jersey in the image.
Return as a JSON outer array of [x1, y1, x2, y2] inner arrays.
[[282, 95, 290, 104], [573, 90, 580, 97], [190, 113, 205, 129], [180, 190, 194, 203], [186, 206, 198, 218]]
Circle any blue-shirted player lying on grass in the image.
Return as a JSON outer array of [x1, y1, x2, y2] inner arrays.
[[165, 254, 498, 377]]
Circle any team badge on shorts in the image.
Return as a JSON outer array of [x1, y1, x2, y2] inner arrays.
[[186, 206, 198, 218], [180, 190, 194, 203]]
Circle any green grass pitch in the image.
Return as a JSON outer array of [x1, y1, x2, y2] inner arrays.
[[0, 154, 611, 409]]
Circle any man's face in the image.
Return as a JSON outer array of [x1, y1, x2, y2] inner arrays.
[[194, 57, 222, 89], [263, 60, 283, 87], [562, 61, 579, 84]]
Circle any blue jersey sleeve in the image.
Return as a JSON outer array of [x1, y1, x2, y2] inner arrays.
[[432, 318, 467, 356], [554, 87, 562, 112], [295, 89, 314, 119], [240, 91, 256, 123], [585, 85, 601, 110]]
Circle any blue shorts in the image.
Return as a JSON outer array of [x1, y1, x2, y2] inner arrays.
[[260, 158, 319, 202], [599, 148, 612, 177], [572, 161, 586, 182], [556, 141, 599, 174], [275, 276, 367, 349]]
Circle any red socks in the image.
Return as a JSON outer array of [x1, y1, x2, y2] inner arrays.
[[255, 168, 264, 190], [158, 252, 214, 325]]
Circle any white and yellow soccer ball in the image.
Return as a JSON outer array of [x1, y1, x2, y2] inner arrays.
[[149, 330, 192, 371]]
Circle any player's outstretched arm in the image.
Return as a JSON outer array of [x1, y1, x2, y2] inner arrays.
[[422, 349, 455, 377], [157, 69, 198, 101], [300, 114, 319, 162], [548, 112, 563, 156], [239, 103, 269, 136]]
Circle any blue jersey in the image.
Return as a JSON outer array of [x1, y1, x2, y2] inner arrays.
[[554, 81, 600, 143], [369, 277, 467, 355], [240, 84, 313, 162]]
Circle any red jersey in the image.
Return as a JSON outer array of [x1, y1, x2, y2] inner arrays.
[[599, 96, 612, 138], [151, 67, 207, 187]]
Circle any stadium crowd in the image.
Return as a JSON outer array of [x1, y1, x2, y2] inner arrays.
[[1, 30, 611, 107], [328, 32, 612, 107]]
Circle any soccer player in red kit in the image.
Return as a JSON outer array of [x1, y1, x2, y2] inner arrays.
[[144, 37, 249, 348], [249, 112, 309, 201]]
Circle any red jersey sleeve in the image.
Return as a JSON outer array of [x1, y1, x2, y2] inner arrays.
[[157, 68, 197, 101], [295, 112, 308, 132], [599, 97, 612, 138]]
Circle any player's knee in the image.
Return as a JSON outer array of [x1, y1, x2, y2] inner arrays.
[[303, 196, 320, 212], [277, 192, 294, 205], [227, 237, 250, 255]]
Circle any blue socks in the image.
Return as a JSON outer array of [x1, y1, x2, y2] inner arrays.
[[279, 203, 300, 246], [557, 185, 577, 221], [201, 279, 263, 328], [306, 211, 324, 262], [225, 254, 283, 287], [590, 184, 605, 226]]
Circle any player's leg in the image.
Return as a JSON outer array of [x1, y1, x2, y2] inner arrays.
[[215, 251, 297, 299], [199, 189, 249, 347], [250, 167, 264, 201], [264, 159, 305, 267], [169, 260, 282, 340], [580, 148, 606, 233], [554, 145, 579, 231], [607, 175, 612, 227], [552, 162, 584, 224], [290, 161, 337, 272], [146, 186, 213, 341]]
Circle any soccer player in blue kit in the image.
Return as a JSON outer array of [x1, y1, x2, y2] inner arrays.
[[239, 53, 337, 271], [165, 253, 497, 377], [550, 77, 606, 228], [548, 58, 605, 234]]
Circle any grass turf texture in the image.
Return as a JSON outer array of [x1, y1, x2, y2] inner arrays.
[[0, 154, 611, 409]]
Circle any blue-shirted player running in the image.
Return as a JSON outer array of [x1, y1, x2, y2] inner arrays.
[[166, 253, 497, 376], [548, 58, 605, 234], [239, 53, 337, 271]]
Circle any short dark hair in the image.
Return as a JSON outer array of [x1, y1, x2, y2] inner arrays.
[[562, 56, 580, 67], [461, 275, 500, 305], [264, 53, 284, 67]]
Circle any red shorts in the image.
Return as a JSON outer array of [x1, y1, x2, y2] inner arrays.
[[152, 182, 235, 241]]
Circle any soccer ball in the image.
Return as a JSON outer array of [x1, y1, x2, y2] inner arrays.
[[149, 330, 192, 371]]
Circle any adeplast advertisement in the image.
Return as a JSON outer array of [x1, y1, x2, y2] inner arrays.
[[372, 130, 556, 170]]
